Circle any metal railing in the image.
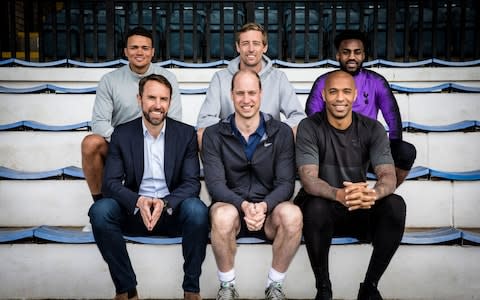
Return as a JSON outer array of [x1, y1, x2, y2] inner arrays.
[[2, 0, 479, 63]]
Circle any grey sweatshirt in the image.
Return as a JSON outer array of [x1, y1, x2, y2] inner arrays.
[[91, 63, 182, 141], [196, 55, 305, 128]]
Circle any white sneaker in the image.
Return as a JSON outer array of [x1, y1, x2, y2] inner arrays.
[[82, 223, 92, 232], [265, 282, 286, 300], [216, 282, 238, 300]]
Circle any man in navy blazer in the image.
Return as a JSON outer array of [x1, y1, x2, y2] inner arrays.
[[89, 74, 208, 300]]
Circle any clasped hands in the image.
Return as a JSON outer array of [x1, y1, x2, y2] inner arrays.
[[241, 201, 267, 232], [136, 195, 165, 231], [339, 181, 377, 211]]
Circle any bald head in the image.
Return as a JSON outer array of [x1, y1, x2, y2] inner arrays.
[[322, 70, 358, 128], [324, 70, 356, 90], [231, 69, 261, 91]]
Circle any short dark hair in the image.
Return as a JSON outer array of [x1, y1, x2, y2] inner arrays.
[[138, 74, 172, 98], [334, 30, 368, 50], [125, 26, 154, 48]]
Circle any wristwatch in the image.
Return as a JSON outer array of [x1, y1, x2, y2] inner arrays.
[[161, 199, 173, 215]]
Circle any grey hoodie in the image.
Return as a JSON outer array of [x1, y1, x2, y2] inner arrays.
[[91, 63, 182, 141], [196, 55, 305, 128]]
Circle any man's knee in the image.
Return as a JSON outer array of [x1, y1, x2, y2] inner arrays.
[[82, 134, 108, 157], [272, 202, 303, 232], [391, 140, 416, 170], [301, 197, 330, 222], [379, 194, 406, 226], [180, 197, 209, 227], [298, 198, 334, 235], [88, 198, 122, 228], [210, 203, 239, 233]]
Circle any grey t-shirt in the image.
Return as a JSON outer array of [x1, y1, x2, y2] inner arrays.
[[296, 111, 393, 188]]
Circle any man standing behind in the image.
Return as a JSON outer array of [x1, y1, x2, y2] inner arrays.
[[296, 70, 406, 300], [305, 30, 415, 186], [196, 22, 305, 147], [82, 26, 182, 206], [89, 74, 208, 300], [201, 70, 302, 300]]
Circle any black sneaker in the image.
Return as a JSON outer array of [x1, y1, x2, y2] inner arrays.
[[315, 280, 332, 300], [357, 282, 383, 300]]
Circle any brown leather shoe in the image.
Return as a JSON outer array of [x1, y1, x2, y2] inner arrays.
[[114, 291, 139, 300], [184, 291, 202, 300], [113, 293, 128, 300]]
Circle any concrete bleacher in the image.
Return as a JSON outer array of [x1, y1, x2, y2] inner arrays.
[[0, 62, 480, 299]]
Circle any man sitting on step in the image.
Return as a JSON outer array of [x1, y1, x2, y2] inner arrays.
[[81, 26, 182, 232], [305, 30, 416, 187], [296, 70, 406, 300], [201, 69, 303, 300], [196, 22, 306, 150], [89, 74, 208, 300]]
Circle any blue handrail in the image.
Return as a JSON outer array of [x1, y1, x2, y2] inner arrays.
[[2, 58, 480, 68]]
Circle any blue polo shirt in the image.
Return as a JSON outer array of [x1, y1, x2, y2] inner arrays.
[[231, 112, 266, 161]]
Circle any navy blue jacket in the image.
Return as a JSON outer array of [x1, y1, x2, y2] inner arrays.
[[201, 113, 296, 214], [102, 117, 201, 214]]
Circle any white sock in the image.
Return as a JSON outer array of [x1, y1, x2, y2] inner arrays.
[[266, 267, 286, 288], [218, 269, 235, 286]]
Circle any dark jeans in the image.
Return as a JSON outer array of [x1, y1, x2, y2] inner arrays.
[[300, 193, 406, 290], [88, 197, 209, 294]]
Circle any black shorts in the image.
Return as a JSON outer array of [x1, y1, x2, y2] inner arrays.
[[237, 211, 269, 241]]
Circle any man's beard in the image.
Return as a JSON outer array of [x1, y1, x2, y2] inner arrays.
[[143, 109, 166, 126], [340, 60, 363, 76]]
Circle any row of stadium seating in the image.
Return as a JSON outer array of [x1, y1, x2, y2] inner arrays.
[[41, 3, 477, 60]]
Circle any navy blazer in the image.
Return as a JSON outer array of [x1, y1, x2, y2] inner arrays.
[[102, 117, 201, 214]]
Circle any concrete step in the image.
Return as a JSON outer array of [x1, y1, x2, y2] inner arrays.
[[1, 180, 479, 228], [403, 131, 480, 172], [2, 93, 480, 130], [0, 131, 87, 172], [0, 243, 479, 299], [2, 131, 480, 173], [0, 93, 206, 128]]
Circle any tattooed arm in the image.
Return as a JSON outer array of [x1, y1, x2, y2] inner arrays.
[[298, 164, 344, 203], [372, 163, 397, 199]]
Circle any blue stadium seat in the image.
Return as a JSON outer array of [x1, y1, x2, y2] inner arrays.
[[365, 7, 406, 58], [0, 120, 90, 131], [0, 166, 63, 180], [167, 7, 204, 59], [451, 7, 475, 58], [322, 6, 362, 57], [84, 9, 107, 58], [42, 9, 79, 58], [461, 230, 480, 244], [324, 7, 361, 31], [409, 7, 448, 58], [207, 7, 245, 59], [0, 227, 37, 243], [255, 8, 280, 58], [430, 169, 480, 181], [34, 226, 95, 244], [401, 227, 462, 245], [284, 7, 321, 59]]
